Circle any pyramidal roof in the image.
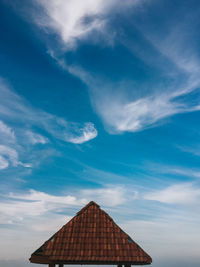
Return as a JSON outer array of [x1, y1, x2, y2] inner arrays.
[[30, 201, 152, 265]]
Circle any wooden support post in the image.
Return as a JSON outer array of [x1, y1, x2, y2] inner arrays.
[[118, 264, 123, 267], [59, 265, 64, 267], [48, 264, 55, 267]]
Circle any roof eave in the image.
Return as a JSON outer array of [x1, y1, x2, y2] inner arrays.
[[30, 255, 152, 265]]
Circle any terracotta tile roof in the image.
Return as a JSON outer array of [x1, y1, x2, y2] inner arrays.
[[30, 201, 152, 265]]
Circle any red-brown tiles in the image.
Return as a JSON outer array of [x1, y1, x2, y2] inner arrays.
[[30, 201, 152, 265]]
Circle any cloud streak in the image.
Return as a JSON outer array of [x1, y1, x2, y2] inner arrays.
[[0, 185, 127, 225], [92, 90, 200, 133], [25, 130, 49, 145], [0, 78, 97, 145], [0, 120, 16, 144], [0, 78, 97, 171], [0, 190, 84, 225], [62, 64, 200, 133], [0, 155, 9, 170], [66, 122, 97, 144], [39, 1, 200, 134], [144, 183, 200, 205], [34, 0, 141, 50], [81, 186, 127, 206], [0, 145, 31, 169]]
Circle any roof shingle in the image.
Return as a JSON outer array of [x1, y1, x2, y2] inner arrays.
[[30, 201, 152, 265]]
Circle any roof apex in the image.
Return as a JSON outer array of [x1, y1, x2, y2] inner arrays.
[[77, 201, 100, 215]]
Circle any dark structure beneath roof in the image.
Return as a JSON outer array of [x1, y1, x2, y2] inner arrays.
[[29, 201, 152, 267]]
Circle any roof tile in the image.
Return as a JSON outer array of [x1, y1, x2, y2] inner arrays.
[[30, 201, 152, 265]]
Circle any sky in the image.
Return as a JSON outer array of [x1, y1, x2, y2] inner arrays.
[[0, 0, 200, 266]]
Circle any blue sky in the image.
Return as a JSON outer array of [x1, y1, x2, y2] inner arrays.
[[0, 0, 200, 266]]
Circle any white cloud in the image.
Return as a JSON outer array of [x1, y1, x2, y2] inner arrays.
[[81, 186, 127, 206], [0, 145, 31, 169], [164, 167, 200, 179], [61, 64, 200, 133], [114, 6, 200, 133], [149, 19, 200, 78], [0, 120, 15, 143], [0, 185, 128, 225], [35, 0, 107, 48], [0, 78, 31, 120], [0, 189, 86, 224], [0, 155, 9, 170], [148, 163, 200, 179], [67, 122, 97, 144], [79, 164, 131, 185], [34, 0, 140, 49], [177, 145, 200, 157], [0, 79, 97, 149], [32, 1, 200, 134], [30, 216, 72, 232], [26, 0, 200, 134], [25, 130, 48, 144], [10, 189, 80, 205], [92, 92, 192, 133], [36, 3, 200, 135], [41, 116, 98, 144], [144, 183, 200, 205]]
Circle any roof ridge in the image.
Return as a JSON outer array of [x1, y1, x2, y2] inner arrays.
[[77, 201, 100, 215]]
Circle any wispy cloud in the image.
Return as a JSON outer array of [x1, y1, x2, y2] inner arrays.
[[42, 1, 200, 134], [42, 117, 97, 144], [91, 89, 200, 133], [118, 5, 200, 132], [0, 185, 127, 225], [25, 130, 49, 145], [14, 0, 198, 136], [148, 162, 200, 180], [177, 144, 200, 157], [66, 122, 97, 144], [35, 0, 108, 49], [0, 145, 31, 169], [81, 186, 127, 206], [0, 78, 97, 143], [48, 45, 200, 134], [0, 78, 97, 144], [0, 155, 9, 170], [0, 78, 97, 170], [164, 167, 200, 179], [30, 215, 72, 232], [34, 0, 141, 50], [59, 64, 200, 133], [0, 190, 83, 225], [144, 183, 200, 205], [0, 120, 16, 144]]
